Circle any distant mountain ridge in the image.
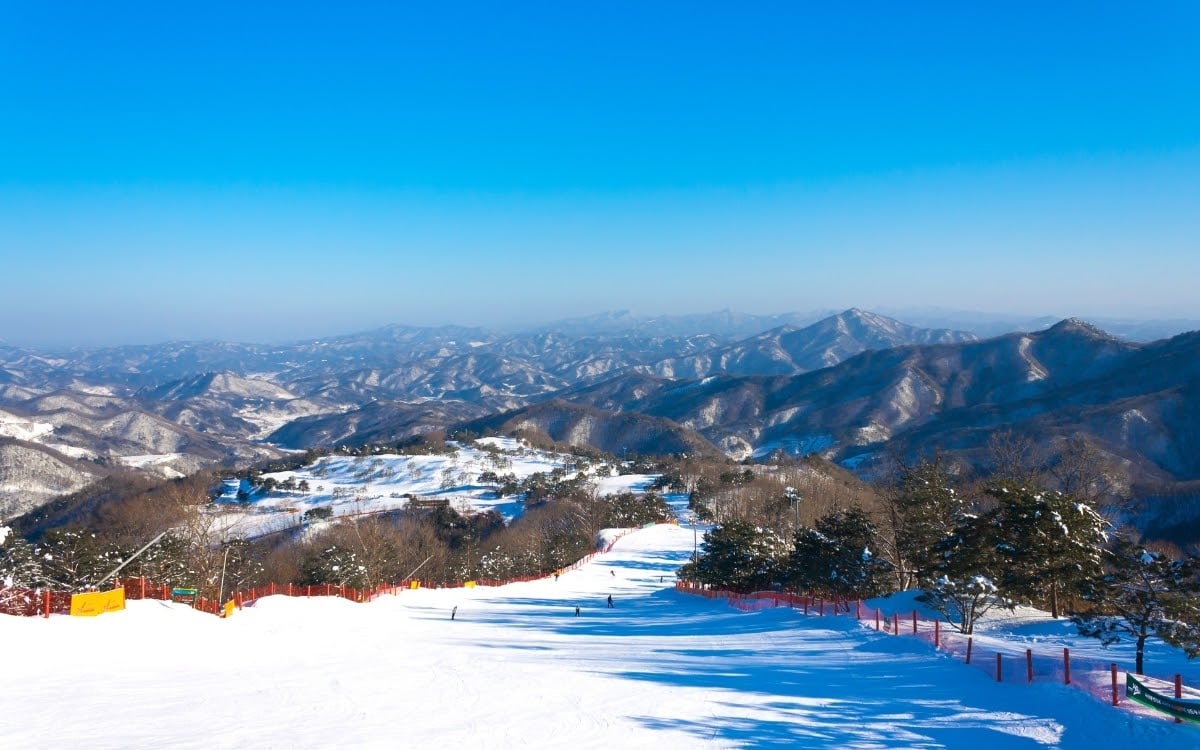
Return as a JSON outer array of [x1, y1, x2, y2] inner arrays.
[[1, 308, 1198, 523]]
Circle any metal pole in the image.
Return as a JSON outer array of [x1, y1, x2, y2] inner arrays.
[[217, 545, 230, 605], [93, 531, 167, 589], [402, 554, 435, 584]]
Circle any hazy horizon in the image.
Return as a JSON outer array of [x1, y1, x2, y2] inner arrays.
[[4, 304, 1198, 350], [4, 4, 1198, 347]]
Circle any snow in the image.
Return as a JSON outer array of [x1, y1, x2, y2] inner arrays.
[[209, 439, 624, 540], [0, 413, 55, 442], [6, 493, 1200, 748]]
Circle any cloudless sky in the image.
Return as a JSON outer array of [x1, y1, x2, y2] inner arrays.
[[2, 2, 1198, 346]]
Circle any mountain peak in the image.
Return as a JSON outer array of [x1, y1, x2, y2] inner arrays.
[[1045, 318, 1118, 341]]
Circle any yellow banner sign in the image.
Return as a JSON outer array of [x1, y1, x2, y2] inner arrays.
[[70, 588, 126, 617]]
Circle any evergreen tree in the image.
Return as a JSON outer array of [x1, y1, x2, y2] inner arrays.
[[216, 538, 265, 598], [127, 533, 191, 587], [1072, 536, 1200, 675], [300, 544, 370, 588], [986, 486, 1108, 617], [34, 528, 119, 590], [1, 527, 47, 611], [887, 458, 963, 589], [678, 520, 787, 592], [785, 508, 892, 601], [920, 509, 1012, 634]]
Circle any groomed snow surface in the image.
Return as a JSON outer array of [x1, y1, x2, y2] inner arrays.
[[5, 510, 1200, 749]]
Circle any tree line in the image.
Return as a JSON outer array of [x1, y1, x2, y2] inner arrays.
[[679, 448, 1200, 675]]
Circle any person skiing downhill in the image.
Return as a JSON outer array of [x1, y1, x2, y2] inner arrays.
[[607, 594, 613, 608]]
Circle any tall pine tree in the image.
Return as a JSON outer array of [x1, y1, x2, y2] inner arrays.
[[986, 486, 1108, 617], [1072, 536, 1200, 675]]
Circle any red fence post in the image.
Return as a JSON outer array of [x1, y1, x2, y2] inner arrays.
[[966, 637, 973, 665], [140, 577, 146, 599], [43, 590, 51, 618], [819, 599, 824, 616], [875, 608, 881, 631], [1111, 664, 1119, 707], [892, 613, 899, 634], [1026, 649, 1033, 683], [1176, 675, 1183, 722], [912, 610, 918, 634], [856, 600, 861, 620], [934, 620, 940, 648], [1064, 648, 1071, 685], [996, 653, 1003, 682]]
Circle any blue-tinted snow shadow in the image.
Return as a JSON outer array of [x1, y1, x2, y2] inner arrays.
[[459, 583, 1187, 748]]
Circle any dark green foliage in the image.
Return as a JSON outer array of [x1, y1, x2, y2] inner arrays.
[[606, 492, 672, 527], [678, 520, 787, 592], [1073, 536, 1200, 674], [300, 544, 369, 588], [921, 510, 1012, 634], [1, 528, 45, 591], [891, 458, 963, 588], [124, 532, 190, 586], [303, 506, 334, 522], [34, 528, 123, 590], [986, 486, 1107, 617], [785, 508, 892, 600]]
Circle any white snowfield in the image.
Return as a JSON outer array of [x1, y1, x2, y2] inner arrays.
[[209, 438, 621, 540], [4, 514, 1200, 749]]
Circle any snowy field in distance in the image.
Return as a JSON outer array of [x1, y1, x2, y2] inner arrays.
[[209, 437, 639, 540], [4, 491, 1200, 748]]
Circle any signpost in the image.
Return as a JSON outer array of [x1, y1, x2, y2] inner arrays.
[[171, 587, 199, 606]]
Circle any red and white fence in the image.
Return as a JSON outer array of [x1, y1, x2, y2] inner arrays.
[[675, 583, 1200, 722]]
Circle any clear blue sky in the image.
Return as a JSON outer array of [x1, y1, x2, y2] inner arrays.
[[2, 2, 1198, 346]]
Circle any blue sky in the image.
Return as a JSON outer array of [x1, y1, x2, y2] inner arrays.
[[2, 2, 1198, 346]]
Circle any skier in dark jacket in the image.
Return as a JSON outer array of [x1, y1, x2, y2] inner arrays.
[[607, 594, 613, 608]]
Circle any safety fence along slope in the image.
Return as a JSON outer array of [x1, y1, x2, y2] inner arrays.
[[0, 525, 650, 619], [674, 583, 1200, 725]]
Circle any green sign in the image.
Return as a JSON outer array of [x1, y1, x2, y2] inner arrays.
[[1126, 674, 1200, 722], [171, 587, 198, 597]]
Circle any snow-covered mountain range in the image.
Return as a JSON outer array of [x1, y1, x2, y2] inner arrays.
[[1, 309, 1198, 530]]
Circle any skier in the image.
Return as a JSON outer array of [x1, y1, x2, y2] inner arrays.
[[451, 605, 457, 620], [607, 594, 614, 608], [575, 606, 580, 617], [610, 570, 615, 577]]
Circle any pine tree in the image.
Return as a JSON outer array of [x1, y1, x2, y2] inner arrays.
[[1072, 536, 1200, 675], [127, 533, 191, 587], [679, 520, 786, 592], [300, 544, 370, 588], [887, 458, 963, 590], [986, 486, 1108, 617], [1, 527, 47, 611], [921, 508, 1012, 634], [785, 508, 891, 602], [34, 528, 117, 590]]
